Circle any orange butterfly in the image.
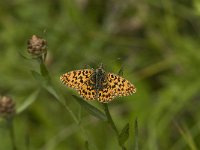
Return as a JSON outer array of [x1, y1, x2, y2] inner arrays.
[[60, 65, 136, 103]]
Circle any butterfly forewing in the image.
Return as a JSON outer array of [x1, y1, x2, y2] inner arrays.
[[107, 73, 136, 97], [60, 69, 94, 90]]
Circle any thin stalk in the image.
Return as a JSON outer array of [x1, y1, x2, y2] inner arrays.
[[103, 103, 119, 136], [38, 54, 90, 146], [47, 86, 79, 124], [134, 118, 139, 150], [7, 119, 17, 150], [103, 103, 126, 150]]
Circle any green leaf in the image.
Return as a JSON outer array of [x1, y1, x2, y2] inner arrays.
[[45, 85, 79, 124], [31, 71, 55, 97], [40, 62, 50, 81], [31, 70, 45, 83], [118, 123, 129, 146], [16, 90, 40, 114], [18, 51, 31, 60], [72, 95, 107, 121], [31, 70, 49, 85], [45, 85, 60, 100], [175, 122, 197, 150]]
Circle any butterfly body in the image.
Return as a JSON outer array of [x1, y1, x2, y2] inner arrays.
[[90, 68, 107, 91], [60, 66, 136, 103]]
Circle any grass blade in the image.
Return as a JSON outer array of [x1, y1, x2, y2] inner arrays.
[[134, 118, 139, 150], [119, 123, 129, 147], [16, 90, 40, 114]]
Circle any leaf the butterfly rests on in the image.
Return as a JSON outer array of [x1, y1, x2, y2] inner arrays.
[[60, 66, 136, 103]]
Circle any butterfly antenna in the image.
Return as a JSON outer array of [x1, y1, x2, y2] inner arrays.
[[99, 63, 104, 69]]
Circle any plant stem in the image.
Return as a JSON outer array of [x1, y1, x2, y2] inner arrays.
[[38, 58, 79, 124], [103, 103, 119, 136], [134, 118, 139, 150], [7, 119, 17, 150], [103, 103, 126, 150]]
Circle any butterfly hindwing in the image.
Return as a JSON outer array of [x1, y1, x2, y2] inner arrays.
[[78, 80, 96, 100], [107, 73, 136, 97], [97, 85, 115, 103]]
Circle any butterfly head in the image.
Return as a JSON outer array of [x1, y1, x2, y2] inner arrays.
[[95, 67, 105, 76]]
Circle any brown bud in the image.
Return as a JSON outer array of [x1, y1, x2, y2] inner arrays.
[[27, 35, 47, 57], [0, 96, 15, 119]]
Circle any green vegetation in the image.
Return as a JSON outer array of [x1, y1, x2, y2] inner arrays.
[[0, 0, 200, 150]]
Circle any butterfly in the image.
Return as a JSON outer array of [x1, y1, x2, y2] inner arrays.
[[60, 65, 136, 103]]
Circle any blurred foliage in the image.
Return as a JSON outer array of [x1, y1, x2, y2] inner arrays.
[[0, 0, 200, 150]]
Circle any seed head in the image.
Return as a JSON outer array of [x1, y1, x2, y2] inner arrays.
[[0, 96, 16, 119], [27, 35, 47, 57]]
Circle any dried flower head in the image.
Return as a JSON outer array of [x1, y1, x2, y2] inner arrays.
[[0, 96, 16, 119], [27, 35, 47, 57]]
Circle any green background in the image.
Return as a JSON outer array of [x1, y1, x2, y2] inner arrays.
[[0, 0, 200, 150]]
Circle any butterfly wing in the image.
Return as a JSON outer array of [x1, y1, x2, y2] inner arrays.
[[60, 68, 136, 103], [97, 85, 116, 103], [78, 80, 97, 101], [107, 73, 136, 97], [97, 73, 136, 103], [60, 69, 94, 90]]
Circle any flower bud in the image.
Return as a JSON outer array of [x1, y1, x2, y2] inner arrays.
[[0, 96, 15, 119], [27, 35, 47, 57]]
